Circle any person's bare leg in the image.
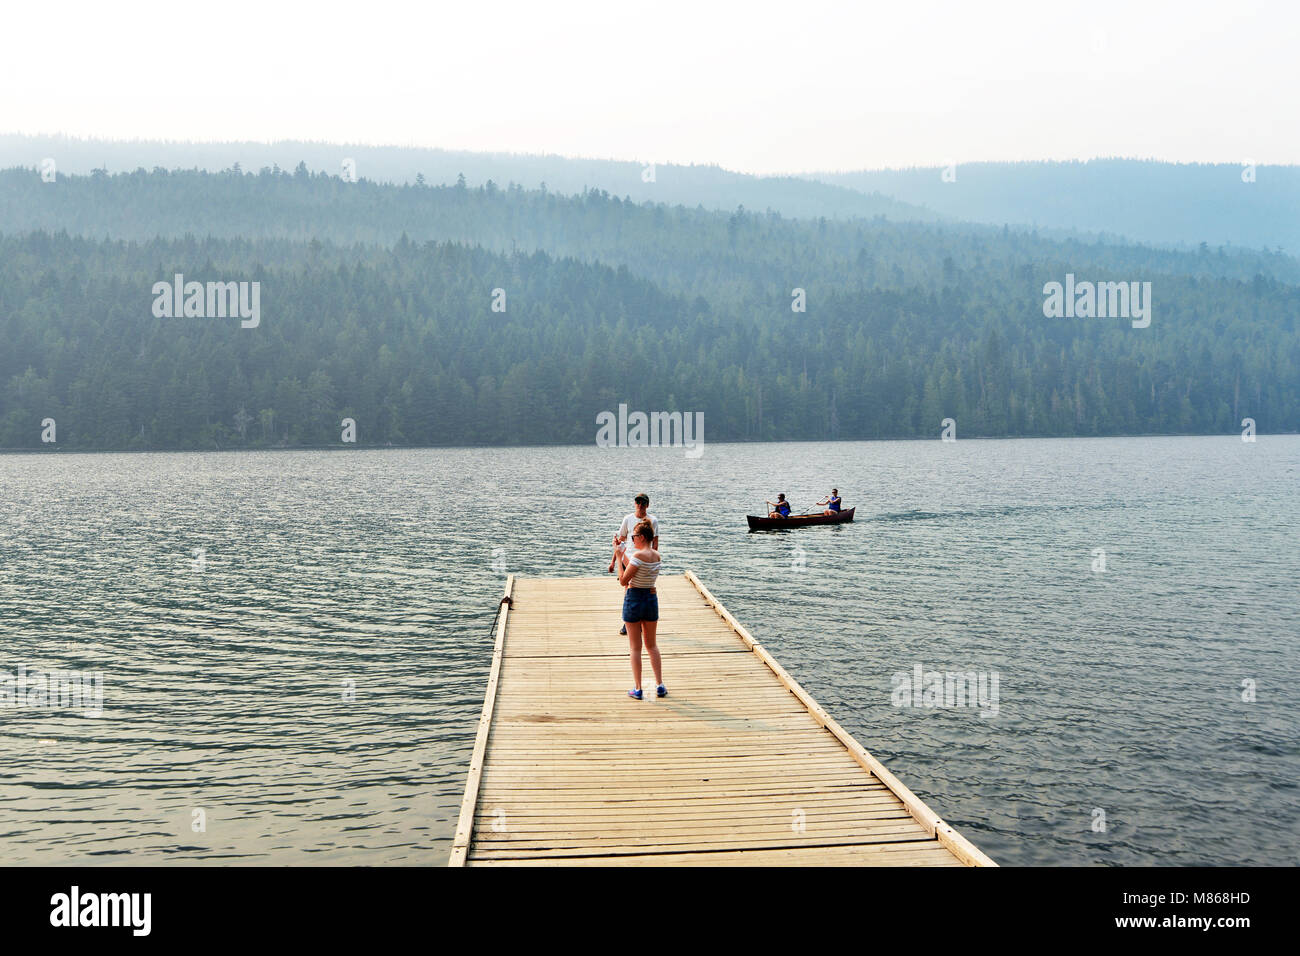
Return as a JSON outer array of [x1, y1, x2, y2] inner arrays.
[[626, 623, 643, 689], [642, 623, 662, 687]]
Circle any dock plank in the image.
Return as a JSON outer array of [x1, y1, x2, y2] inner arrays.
[[450, 573, 993, 867]]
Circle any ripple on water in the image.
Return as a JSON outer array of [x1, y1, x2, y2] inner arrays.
[[1, 437, 1297, 865]]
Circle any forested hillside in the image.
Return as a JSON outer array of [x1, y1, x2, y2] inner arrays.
[[2, 165, 1297, 449], [4, 166, 1300, 294]]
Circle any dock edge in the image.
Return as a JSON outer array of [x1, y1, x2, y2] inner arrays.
[[448, 574, 514, 867], [683, 570, 995, 867]]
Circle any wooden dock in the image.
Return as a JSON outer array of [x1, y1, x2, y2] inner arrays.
[[450, 573, 994, 866]]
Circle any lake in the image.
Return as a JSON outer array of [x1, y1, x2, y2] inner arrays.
[[1, 435, 1296, 865]]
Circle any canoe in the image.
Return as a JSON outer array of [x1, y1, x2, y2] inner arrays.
[[746, 507, 855, 530]]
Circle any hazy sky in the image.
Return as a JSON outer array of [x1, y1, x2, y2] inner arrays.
[[3, 0, 1293, 174]]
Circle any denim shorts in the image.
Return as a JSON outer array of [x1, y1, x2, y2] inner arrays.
[[622, 587, 659, 623]]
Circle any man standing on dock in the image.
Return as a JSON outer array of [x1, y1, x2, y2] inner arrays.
[[610, 493, 659, 634]]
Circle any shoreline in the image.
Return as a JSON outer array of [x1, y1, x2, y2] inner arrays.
[[1, 430, 1295, 456]]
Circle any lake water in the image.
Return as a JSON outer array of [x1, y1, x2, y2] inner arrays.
[[1, 436, 1297, 866]]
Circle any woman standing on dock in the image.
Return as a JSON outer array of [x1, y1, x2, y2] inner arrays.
[[618, 520, 665, 700]]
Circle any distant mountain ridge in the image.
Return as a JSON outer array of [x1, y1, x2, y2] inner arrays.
[[0, 134, 936, 224], [806, 159, 1300, 254], [6, 136, 1298, 253], [3, 165, 1297, 291]]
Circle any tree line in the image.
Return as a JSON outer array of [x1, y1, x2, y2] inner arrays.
[[1, 216, 1295, 449]]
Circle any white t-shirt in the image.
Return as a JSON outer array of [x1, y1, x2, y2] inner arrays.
[[618, 512, 659, 551]]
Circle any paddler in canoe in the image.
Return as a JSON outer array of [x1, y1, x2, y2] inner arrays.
[[766, 494, 792, 519], [816, 488, 843, 516]]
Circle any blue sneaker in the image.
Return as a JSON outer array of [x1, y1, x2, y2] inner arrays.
[[627, 688, 642, 700], [656, 684, 667, 698]]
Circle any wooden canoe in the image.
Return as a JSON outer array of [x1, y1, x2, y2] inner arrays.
[[746, 507, 855, 530]]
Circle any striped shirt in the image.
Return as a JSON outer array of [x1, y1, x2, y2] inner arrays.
[[625, 551, 661, 589]]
